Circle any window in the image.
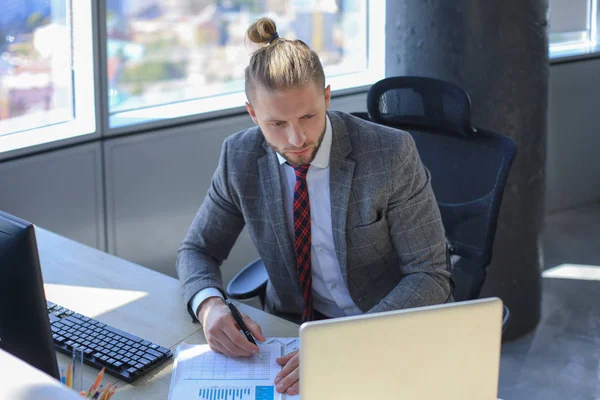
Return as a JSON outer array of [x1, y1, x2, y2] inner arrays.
[[549, 0, 598, 58], [0, 1, 382, 152], [0, 0, 96, 154], [107, 0, 384, 128]]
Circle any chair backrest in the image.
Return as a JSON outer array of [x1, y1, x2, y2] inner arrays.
[[357, 76, 517, 300]]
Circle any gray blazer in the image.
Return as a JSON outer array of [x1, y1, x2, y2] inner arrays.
[[177, 111, 452, 318]]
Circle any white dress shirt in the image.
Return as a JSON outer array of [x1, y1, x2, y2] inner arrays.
[[191, 115, 362, 319]]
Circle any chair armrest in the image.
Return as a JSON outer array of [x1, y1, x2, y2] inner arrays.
[[226, 258, 269, 301], [502, 305, 510, 333]]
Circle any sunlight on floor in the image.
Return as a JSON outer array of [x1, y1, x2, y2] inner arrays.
[[542, 264, 600, 281]]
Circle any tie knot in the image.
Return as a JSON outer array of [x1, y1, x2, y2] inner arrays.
[[294, 164, 310, 179]]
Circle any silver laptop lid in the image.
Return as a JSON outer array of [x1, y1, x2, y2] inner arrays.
[[299, 297, 503, 400]]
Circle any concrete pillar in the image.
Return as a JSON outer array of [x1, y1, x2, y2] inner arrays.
[[386, 0, 549, 340]]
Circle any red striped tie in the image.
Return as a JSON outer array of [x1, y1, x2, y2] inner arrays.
[[293, 164, 314, 323]]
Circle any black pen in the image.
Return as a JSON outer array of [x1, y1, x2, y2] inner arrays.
[[225, 299, 262, 359]]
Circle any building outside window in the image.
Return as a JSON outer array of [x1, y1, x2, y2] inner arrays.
[[107, 0, 383, 128]]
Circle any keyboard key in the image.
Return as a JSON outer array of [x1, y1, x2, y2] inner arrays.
[[149, 344, 159, 350], [145, 348, 163, 358], [66, 316, 86, 325], [127, 367, 137, 375], [143, 354, 158, 363], [105, 326, 143, 343], [157, 347, 171, 355]]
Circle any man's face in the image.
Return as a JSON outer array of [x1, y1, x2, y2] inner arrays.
[[246, 82, 331, 167]]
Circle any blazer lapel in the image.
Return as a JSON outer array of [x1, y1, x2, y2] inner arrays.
[[258, 143, 299, 288], [328, 112, 355, 283]]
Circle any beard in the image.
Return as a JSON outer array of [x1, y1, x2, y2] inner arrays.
[[266, 122, 327, 167]]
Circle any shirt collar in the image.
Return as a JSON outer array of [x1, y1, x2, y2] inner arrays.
[[276, 114, 332, 168]]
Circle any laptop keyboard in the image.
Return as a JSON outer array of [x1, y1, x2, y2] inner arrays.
[[47, 301, 173, 383]]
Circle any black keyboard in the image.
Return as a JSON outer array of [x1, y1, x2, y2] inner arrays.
[[47, 301, 173, 383]]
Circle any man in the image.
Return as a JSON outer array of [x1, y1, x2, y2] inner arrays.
[[177, 18, 453, 396]]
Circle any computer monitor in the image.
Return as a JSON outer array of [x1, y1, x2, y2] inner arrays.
[[0, 210, 60, 380]]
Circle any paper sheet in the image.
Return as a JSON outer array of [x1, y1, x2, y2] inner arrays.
[[169, 338, 300, 400]]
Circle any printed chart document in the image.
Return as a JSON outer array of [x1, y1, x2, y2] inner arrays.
[[169, 338, 300, 400]]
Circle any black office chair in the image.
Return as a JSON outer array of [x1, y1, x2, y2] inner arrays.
[[227, 76, 516, 332]]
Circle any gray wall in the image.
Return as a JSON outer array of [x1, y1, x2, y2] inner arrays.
[[0, 143, 105, 251], [545, 58, 600, 213], [0, 93, 366, 283], [1, 59, 599, 281]]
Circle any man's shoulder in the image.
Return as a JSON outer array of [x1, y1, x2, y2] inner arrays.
[[330, 110, 415, 157], [223, 125, 267, 158]]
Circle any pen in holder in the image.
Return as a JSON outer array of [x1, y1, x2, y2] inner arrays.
[[72, 346, 84, 392]]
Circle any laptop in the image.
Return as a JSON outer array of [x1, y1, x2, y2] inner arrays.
[[299, 297, 503, 400]]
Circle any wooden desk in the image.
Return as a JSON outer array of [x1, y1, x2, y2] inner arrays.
[[36, 228, 299, 399]]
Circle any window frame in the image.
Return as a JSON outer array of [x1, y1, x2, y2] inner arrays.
[[0, 0, 100, 162], [549, 0, 600, 60]]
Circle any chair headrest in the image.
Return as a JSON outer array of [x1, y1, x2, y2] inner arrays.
[[367, 76, 475, 137]]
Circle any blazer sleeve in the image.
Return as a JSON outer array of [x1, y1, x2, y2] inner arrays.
[[176, 137, 245, 318], [367, 133, 453, 313]]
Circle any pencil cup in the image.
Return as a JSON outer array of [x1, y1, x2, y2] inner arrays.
[[72, 346, 84, 392]]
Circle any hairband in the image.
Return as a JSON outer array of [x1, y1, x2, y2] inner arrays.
[[268, 32, 279, 44]]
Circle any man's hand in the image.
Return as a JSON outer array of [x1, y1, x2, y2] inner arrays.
[[275, 350, 300, 395], [197, 297, 266, 357]]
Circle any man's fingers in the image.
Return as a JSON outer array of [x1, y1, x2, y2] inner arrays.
[[222, 326, 259, 356], [277, 352, 299, 377], [286, 382, 299, 395], [242, 314, 266, 342], [275, 351, 300, 393], [218, 334, 252, 357], [276, 349, 297, 365], [207, 336, 227, 355], [275, 361, 299, 393]]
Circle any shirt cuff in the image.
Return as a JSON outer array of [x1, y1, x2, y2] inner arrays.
[[190, 288, 225, 321]]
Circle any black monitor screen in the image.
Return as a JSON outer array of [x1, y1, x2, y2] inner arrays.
[[0, 210, 59, 379]]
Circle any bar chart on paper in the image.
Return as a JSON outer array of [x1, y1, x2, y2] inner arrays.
[[197, 385, 274, 400], [169, 342, 286, 400]]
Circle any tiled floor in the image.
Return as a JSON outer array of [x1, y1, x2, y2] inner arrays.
[[498, 203, 600, 400]]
